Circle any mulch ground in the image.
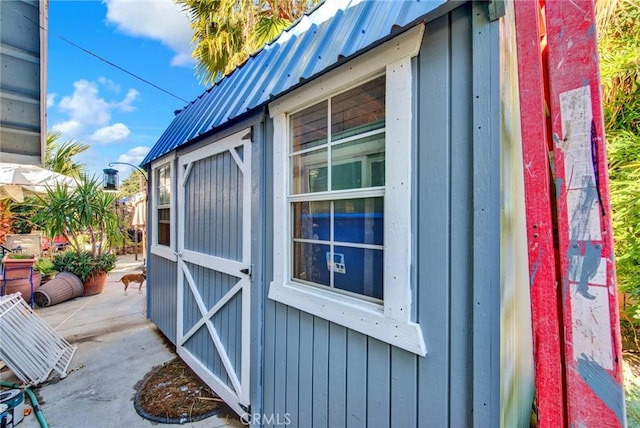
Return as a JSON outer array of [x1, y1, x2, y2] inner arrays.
[[135, 357, 237, 423]]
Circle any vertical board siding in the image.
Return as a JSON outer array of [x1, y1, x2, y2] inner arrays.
[[272, 302, 288, 427], [285, 307, 300, 427], [297, 311, 315, 428], [148, 253, 178, 343], [366, 339, 391, 428], [416, 9, 452, 428], [390, 348, 417, 427], [345, 330, 367, 428], [470, 2, 501, 425], [184, 151, 243, 261], [328, 323, 347, 428], [311, 318, 329, 428], [263, 2, 500, 428], [447, 4, 474, 428], [260, 3, 498, 427]]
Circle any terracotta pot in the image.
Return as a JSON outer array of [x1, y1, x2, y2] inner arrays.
[[3, 272, 41, 302], [82, 270, 108, 296], [2, 256, 36, 280]]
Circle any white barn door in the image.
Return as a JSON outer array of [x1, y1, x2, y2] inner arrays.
[[176, 129, 252, 417]]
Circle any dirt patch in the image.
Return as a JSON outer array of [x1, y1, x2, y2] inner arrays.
[[134, 357, 239, 424]]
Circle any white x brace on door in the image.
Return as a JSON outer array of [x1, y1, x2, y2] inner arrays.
[[176, 129, 252, 417]]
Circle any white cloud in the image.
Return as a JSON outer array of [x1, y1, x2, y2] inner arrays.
[[51, 120, 82, 137], [115, 146, 151, 173], [58, 80, 112, 127], [91, 123, 131, 143], [50, 79, 139, 139], [47, 93, 56, 108], [104, 0, 194, 67], [116, 89, 139, 112], [97, 76, 121, 93]]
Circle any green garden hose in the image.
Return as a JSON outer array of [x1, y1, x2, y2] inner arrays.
[[0, 381, 47, 428]]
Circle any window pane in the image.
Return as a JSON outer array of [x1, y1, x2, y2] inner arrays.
[[292, 242, 330, 287], [291, 101, 328, 152], [331, 134, 385, 190], [293, 201, 330, 241], [331, 75, 385, 140], [158, 164, 171, 205], [158, 208, 170, 246], [334, 198, 383, 245], [333, 246, 383, 299], [371, 160, 385, 187], [292, 148, 327, 194]]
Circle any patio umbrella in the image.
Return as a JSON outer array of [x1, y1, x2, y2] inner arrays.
[[0, 163, 77, 202], [128, 192, 146, 261], [130, 193, 147, 228]]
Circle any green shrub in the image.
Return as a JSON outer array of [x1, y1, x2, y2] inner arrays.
[[33, 258, 56, 276], [52, 250, 116, 282]]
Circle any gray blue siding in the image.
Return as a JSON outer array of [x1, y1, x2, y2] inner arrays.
[[261, 3, 500, 426], [147, 2, 503, 425], [147, 253, 178, 343]]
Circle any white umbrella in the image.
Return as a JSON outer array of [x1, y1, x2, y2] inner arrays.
[[129, 192, 147, 227], [0, 163, 77, 202]]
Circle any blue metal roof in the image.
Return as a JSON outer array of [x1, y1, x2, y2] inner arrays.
[[142, 0, 448, 166]]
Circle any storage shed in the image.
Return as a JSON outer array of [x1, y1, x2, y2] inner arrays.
[[141, 0, 625, 426]]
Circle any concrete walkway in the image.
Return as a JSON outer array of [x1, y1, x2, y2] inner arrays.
[[0, 254, 243, 428]]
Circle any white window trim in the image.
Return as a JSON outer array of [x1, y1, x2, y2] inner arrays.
[[268, 25, 426, 356], [150, 153, 177, 261]]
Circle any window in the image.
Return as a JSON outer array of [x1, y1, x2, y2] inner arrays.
[[151, 155, 176, 260], [290, 76, 386, 301], [157, 163, 171, 246], [269, 26, 426, 355]]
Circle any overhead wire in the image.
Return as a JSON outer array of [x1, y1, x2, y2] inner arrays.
[[4, 1, 191, 104]]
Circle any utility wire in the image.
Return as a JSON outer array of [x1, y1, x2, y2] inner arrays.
[[55, 35, 190, 104], [5, 2, 191, 105]]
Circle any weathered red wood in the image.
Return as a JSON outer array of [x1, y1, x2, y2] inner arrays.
[[544, 0, 625, 425], [513, 1, 566, 426]]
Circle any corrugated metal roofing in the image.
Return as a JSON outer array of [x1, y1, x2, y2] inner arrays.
[[142, 0, 448, 166]]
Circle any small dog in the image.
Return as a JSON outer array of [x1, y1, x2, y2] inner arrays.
[[120, 267, 146, 295]]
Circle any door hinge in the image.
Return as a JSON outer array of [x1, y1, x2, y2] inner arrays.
[[242, 127, 254, 142], [239, 403, 251, 422], [487, 0, 506, 21], [240, 265, 253, 279]]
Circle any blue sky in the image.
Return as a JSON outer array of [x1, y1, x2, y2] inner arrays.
[[47, 0, 207, 179]]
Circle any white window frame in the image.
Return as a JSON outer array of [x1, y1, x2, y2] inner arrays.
[[268, 25, 426, 356], [150, 153, 177, 261]]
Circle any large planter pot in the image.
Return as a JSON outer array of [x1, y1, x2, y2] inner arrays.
[[2, 255, 36, 279], [2, 256, 39, 303], [33, 272, 84, 307], [82, 271, 108, 296], [3, 272, 42, 302]]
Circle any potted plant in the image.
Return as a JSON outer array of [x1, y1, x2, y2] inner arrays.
[[32, 176, 124, 296], [34, 257, 56, 282], [1, 252, 40, 302]]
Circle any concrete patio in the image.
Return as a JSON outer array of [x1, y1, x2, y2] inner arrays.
[[0, 254, 243, 428]]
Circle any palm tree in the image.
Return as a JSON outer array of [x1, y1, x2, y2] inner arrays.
[[44, 131, 89, 178], [177, 0, 320, 85]]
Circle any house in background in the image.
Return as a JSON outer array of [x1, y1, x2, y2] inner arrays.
[[141, 0, 626, 426], [0, 0, 47, 165]]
